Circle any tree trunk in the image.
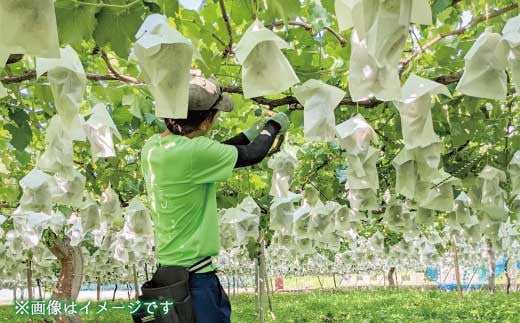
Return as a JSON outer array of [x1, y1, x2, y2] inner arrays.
[[254, 268, 258, 295], [333, 273, 337, 290], [505, 259, 511, 294], [36, 279, 42, 299], [317, 276, 323, 290], [263, 270, 273, 315], [127, 283, 132, 300], [487, 240, 496, 293], [26, 256, 33, 301], [96, 277, 101, 301], [509, 258, 518, 292], [452, 240, 463, 299], [227, 275, 231, 296], [132, 264, 139, 299], [256, 258, 265, 323], [388, 267, 396, 287], [259, 243, 273, 316], [112, 284, 118, 302], [48, 235, 84, 323]]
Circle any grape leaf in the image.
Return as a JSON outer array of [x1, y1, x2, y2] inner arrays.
[[432, 0, 453, 21], [230, 0, 253, 24], [264, 0, 300, 24], [93, 1, 146, 58], [143, 1, 162, 13], [55, 0, 98, 45], [145, 0, 179, 17], [5, 123, 31, 151], [14, 150, 31, 166], [112, 105, 134, 126], [8, 109, 29, 127], [290, 110, 304, 128], [122, 94, 153, 120]]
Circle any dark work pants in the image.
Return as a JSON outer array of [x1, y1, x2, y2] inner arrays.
[[189, 271, 231, 323]]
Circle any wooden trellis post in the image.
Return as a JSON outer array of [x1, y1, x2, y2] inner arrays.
[[26, 255, 33, 301], [96, 277, 101, 302], [487, 240, 496, 293], [452, 238, 463, 300], [132, 264, 139, 299]]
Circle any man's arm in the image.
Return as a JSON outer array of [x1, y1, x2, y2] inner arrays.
[[231, 121, 281, 168], [222, 113, 289, 168], [222, 132, 250, 145], [221, 119, 268, 146]]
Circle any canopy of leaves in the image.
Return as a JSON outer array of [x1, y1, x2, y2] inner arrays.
[[1, 0, 519, 248]]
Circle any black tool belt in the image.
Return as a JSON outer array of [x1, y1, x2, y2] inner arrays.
[[131, 257, 213, 323]]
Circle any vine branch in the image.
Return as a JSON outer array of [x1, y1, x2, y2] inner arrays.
[[271, 20, 347, 47], [70, 0, 141, 9], [100, 50, 141, 84], [218, 0, 234, 56], [323, 26, 347, 47], [1, 70, 142, 84], [222, 71, 462, 108], [1, 69, 463, 109]]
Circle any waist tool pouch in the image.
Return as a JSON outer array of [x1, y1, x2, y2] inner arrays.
[[131, 257, 212, 323]]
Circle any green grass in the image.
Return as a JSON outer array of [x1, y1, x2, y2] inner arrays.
[[233, 290, 520, 323], [2, 290, 520, 322]]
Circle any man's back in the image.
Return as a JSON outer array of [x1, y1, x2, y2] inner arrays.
[[141, 133, 237, 270]]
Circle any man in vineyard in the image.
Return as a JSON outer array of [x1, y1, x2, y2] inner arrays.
[[140, 74, 289, 323]]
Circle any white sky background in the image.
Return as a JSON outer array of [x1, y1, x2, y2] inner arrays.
[[179, 0, 205, 10], [179, 1, 474, 25]]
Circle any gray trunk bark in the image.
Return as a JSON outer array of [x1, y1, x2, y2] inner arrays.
[[36, 279, 42, 299], [112, 284, 118, 302], [96, 277, 101, 301], [388, 267, 396, 287], [453, 240, 463, 299], [26, 256, 33, 300], [48, 235, 84, 323], [487, 240, 496, 293], [508, 258, 518, 292], [132, 264, 139, 299], [256, 258, 265, 323], [260, 243, 273, 315]]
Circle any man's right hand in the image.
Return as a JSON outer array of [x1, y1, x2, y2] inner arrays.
[[267, 112, 290, 133]]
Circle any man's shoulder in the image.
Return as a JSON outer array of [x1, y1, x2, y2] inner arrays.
[[146, 133, 160, 142], [192, 135, 234, 148], [191, 136, 214, 144], [191, 136, 237, 155], [141, 134, 161, 158], [189, 136, 220, 150]]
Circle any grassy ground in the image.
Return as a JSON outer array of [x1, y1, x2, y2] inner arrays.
[[2, 289, 520, 322]]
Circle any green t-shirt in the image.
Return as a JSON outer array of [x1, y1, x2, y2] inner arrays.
[[141, 133, 238, 272]]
